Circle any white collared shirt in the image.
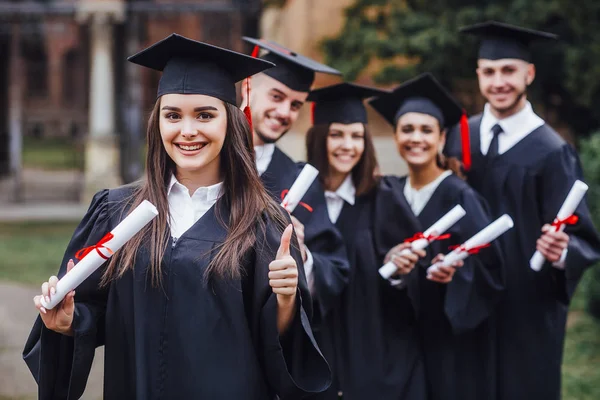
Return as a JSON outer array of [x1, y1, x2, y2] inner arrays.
[[167, 175, 223, 239], [255, 143, 276, 176], [480, 101, 545, 155], [324, 175, 356, 224], [403, 170, 452, 216]]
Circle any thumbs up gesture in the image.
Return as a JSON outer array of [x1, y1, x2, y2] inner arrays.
[[269, 224, 298, 333]]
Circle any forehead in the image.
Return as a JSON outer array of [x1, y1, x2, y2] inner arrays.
[[397, 112, 439, 126], [329, 122, 365, 132], [255, 73, 309, 102], [477, 58, 529, 69], [160, 93, 225, 109]]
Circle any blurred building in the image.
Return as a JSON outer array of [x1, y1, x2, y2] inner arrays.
[[0, 0, 261, 186]]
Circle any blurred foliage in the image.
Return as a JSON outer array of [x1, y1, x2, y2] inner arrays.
[[579, 132, 600, 319], [323, 0, 600, 136]]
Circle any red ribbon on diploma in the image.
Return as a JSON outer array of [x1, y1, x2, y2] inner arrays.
[[551, 215, 579, 231], [449, 243, 490, 255], [281, 190, 314, 212], [404, 232, 451, 243], [75, 233, 115, 260]]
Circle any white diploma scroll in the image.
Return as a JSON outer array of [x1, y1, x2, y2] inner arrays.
[[40, 200, 159, 310], [281, 164, 319, 213], [378, 205, 467, 279], [529, 180, 588, 271], [427, 214, 514, 274]]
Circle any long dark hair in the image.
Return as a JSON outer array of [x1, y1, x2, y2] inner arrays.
[[102, 99, 288, 286], [306, 123, 379, 196]]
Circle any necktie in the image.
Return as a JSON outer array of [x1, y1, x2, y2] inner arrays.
[[486, 123, 503, 160]]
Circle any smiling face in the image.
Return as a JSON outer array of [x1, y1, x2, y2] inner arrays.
[[395, 112, 445, 169], [326, 122, 365, 177], [476, 58, 534, 118], [159, 93, 227, 184], [249, 74, 309, 144]]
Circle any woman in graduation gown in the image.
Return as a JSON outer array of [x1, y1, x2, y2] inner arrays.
[[23, 34, 331, 400], [368, 73, 505, 400], [303, 82, 433, 400]]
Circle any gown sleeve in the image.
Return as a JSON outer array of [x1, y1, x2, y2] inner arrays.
[[443, 187, 505, 334], [23, 190, 112, 400], [539, 145, 600, 304], [246, 210, 331, 399]]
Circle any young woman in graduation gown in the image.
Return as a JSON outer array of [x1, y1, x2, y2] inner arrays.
[[23, 34, 331, 400], [302, 82, 436, 400], [369, 73, 505, 400]]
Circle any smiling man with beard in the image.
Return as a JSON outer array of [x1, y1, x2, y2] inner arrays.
[[445, 21, 600, 400], [240, 38, 352, 334]]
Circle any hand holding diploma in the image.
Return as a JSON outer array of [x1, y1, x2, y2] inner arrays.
[[428, 214, 514, 274], [37, 200, 159, 311], [384, 243, 425, 276], [269, 224, 298, 334], [281, 164, 319, 213], [379, 205, 466, 279], [426, 254, 464, 283], [530, 180, 587, 271], [33, 259, 76, 336]]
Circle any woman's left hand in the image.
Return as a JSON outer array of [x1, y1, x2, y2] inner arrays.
[[269, 224, 298, 333], [427, 253, 464, 284]]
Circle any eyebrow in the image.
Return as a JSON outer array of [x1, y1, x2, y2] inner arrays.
[[160, 106, 219, 112], [270, 88, 286, 97]]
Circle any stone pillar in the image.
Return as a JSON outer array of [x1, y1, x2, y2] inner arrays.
[[76, 0, 125, 203], [8, 24, 23, 202]]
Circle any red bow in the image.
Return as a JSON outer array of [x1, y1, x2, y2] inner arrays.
[[449, 243, 490, 255], [281, 189, 313, 212], [404, 232, 451, 243], [551, 214, 579, 231], [75, 233, 115, 261]]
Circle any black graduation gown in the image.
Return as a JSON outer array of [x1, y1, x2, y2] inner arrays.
[[260, 147, 350, 321], [446, 115, 600, 400], [313, 186, 427, 400], [380, 174, 505, 400], [23, 187, 331, 400]]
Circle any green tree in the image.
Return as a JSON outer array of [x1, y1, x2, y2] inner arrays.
[[323, 0, 600, 136]]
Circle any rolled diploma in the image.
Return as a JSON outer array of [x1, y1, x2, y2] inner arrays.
[[281, 164, 319, 213], [40, 200, 159, 310], [379, 205, 467, 279], [427, 214, 514, 274], [529, 180, 588, 271]]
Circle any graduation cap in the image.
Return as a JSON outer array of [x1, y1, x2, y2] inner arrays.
[[128, 33, 275, 105], [368, 72, 472, 170], [306, 83, 389, 125], [242, 37, 341, 92], [460, 21, 558, 62]]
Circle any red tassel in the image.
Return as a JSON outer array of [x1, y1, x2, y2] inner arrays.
[[244, 77, 253, 132], [460, 110, 471, 171], [310, 102, 316, 125], [251, 45, 259, 58]]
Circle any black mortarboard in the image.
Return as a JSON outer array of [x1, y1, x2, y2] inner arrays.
[[369, 73, 472, 170], [128, 33, 275, 105], [460, 21, 558, 62], [306, 83, 388, 125], [242, 37, 341, 92]]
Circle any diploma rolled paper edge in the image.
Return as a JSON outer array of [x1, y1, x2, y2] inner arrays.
[[427, 214, 514, 274], [40, 200, 159, 310], [378, 205, 466, 279], [530, 180, 588, 271], [281, 164, 319, 213]]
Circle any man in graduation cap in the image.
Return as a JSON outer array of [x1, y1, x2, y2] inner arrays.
[[445, 21, 600, 400], [240, 38, 351, 326]]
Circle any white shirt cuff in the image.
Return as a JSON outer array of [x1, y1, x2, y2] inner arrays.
[[552, 248, 568, 270], [303, 246, 315, 291]]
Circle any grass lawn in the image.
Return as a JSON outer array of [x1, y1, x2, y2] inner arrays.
[[0, 221, 598, 398], [0, 222, 77, 285], [22, 136, 83, 171]]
